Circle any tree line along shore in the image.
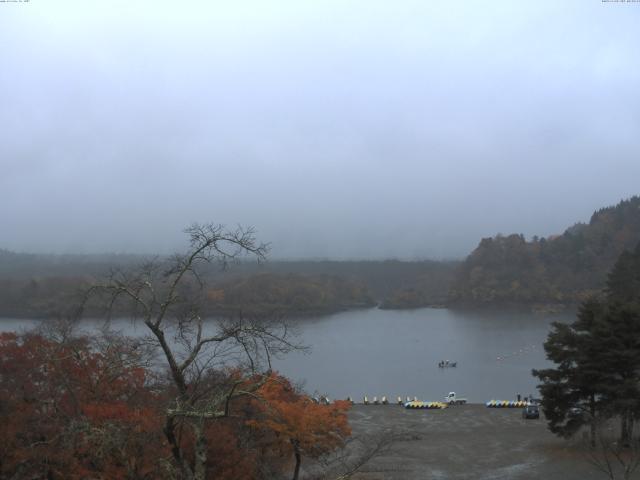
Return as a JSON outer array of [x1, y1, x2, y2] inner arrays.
[[1, 196, 639, 319], [2, 223, 640, 479]]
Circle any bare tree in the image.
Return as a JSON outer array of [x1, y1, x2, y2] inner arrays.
[[84, 223, 301, 480], [584, 419, 640, 480]]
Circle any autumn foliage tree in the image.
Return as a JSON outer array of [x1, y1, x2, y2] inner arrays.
[[248, 374, 351, 480], [0, 331, 356, 480], [2, 224, 356, 480], [0, 330, 163, 479]]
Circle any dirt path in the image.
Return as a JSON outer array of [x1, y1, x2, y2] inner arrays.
[[347, 404, 613, 480]]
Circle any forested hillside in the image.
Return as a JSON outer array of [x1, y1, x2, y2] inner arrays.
[[205, 273, 375, 316], [449, 196, 640, 309], [0, 252, 456, 318], [4, 196, 638, 317]]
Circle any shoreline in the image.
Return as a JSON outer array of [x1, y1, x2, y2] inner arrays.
[[346, 404, 600, 479]]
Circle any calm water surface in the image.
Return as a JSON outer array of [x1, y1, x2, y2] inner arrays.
[[272, 308, 573, 403], [0, 307, 573, 403]]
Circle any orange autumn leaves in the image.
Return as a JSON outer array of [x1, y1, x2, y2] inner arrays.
[[0, 333, 352, 479], [0, 332, 162, 479], [250, 374, 351, 466]]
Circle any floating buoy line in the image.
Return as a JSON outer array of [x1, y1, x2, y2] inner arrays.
[[496, 344, 537, 362]]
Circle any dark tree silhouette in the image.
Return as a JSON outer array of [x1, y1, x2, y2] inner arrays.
[[534, 243, 640, 448]]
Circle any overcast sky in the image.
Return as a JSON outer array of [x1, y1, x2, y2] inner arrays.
[[1, 0, 639, 259]]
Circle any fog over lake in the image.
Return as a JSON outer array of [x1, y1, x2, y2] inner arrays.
[[0, 308, 571, 402], [2, 1, 640, 259]]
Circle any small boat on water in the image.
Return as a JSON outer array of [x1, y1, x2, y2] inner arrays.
[[438, 360, 457, 368]]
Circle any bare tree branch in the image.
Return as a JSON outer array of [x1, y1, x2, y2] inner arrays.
[[82, 223, 300, 480]]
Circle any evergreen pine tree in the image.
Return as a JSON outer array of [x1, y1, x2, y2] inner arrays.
[[534, 242, 640, 445]]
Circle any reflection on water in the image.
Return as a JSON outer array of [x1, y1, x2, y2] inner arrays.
[[0, 307, 574, 403]]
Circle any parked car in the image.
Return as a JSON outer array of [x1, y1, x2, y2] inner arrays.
[[522, 404, 540, 419]]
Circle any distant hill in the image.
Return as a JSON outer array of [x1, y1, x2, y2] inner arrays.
[[0, 252, 457, 318], [449, 196, 640, 310], [4, 196, 639, 317], [205, 273, 376, 317]]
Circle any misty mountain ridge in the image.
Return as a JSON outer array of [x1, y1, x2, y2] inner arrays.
[[449, 195, 640, 310], [1, 195, 639, 317]]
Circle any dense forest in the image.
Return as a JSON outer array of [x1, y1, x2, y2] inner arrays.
[[2, 196, 640, 317], [449, 196, 640, 310], [0, 251, 456, 318], [205, 273, 375, 316]]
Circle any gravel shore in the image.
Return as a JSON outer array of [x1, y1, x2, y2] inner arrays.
[[347, 404, 609, 480]]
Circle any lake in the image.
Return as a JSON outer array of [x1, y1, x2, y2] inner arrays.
[[0, 307, 573, 403]]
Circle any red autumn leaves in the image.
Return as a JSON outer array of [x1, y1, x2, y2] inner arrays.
[[0, 332, 350, 479]]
